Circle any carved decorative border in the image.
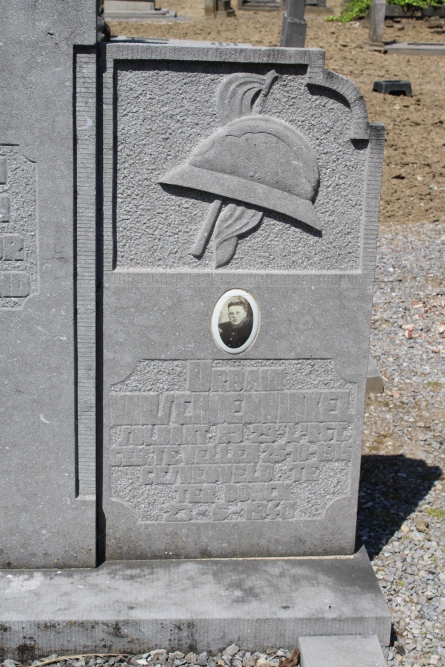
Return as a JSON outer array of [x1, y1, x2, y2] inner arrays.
[[305, 66, 370, 140], [75, 51, 97, 500], [361, 122, 386, 273]]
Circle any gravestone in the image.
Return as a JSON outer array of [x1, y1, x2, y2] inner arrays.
[[1, 0, 391, 659], [101, 44, 384, 561], [0, 0, 97, 569], [369, 0, 386, 49]]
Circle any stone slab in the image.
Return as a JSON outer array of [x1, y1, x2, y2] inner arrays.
[[107, 0, 158, 8], [385, 42, 445, 55], [0, 0, 97, 568], [299, 634, 387, 667], [238, 2, 282, 11], [0, 547, 391, 661], [366, 354, 384, 394], [111, 37, 252, 46], [105, 10, 178, 18], [386, 4, 445, 18], [1, 21, 385, 568]]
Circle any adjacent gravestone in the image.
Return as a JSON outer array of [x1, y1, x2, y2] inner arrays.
[[205, 0, 236, 16], [0, 0, 97, 569]]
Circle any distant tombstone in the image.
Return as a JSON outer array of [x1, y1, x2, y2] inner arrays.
[[369, 0, 386, 49], [205, 0, 235, 16], [305, 0, 327, 8], [280, 0, 307, 47]]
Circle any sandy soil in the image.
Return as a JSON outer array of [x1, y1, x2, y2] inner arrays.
[[108, 4, 445, 229]]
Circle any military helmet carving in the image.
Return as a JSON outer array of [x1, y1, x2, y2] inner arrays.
[[159, 70, 320, 268]]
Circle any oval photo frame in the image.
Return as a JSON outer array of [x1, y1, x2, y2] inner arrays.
[[211, 289, 260, 355]]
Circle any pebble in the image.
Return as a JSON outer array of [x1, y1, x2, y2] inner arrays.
[[1, 227, 444, 667], [0, 649, 289, 667]]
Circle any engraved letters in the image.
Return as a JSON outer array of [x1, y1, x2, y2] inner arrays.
[[0, 148, 37, 307], [110, 361, 355, 523]]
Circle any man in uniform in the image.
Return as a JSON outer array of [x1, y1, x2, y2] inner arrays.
[[218, 298, 253, 349]]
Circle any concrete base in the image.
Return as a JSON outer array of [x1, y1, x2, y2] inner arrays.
[[104, 9, 177, 18], [299, 635, 387, 667], [216, 9, 236, 16], [111, 37, 251, 46], [366, 354, 384, 394], [0, 547, 390, 661], [385, 41, 445, 55], [237, 2, 282, 11], [367, 41, 385, 52]]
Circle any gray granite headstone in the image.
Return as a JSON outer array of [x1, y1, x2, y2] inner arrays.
[[1, 0, 384, 568], [0, 0, 97, 568], [100, 44, 385, 560], [1, 3, 391, 654]]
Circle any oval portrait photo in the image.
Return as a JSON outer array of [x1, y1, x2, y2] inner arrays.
[[211, 289, 260, 355]]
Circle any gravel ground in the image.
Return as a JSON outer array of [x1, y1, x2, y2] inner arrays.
[[0, 648, 298, 667], [2, 223, 443, 665], [361, 222, 445, 667]]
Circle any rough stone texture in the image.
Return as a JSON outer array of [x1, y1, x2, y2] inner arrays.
[[299, 634, 387, 667], [101, 44, 385, 559], [0, 1, 97, 567], [0, 547, 391, 661]]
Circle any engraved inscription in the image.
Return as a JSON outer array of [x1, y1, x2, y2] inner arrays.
[[109, 360, 355, 523], [0, 147, 37, 307]]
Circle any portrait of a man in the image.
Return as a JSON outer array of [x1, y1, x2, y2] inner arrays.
[[218, 297, 254, 349]]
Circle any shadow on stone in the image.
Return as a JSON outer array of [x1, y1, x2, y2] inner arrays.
[[356, 454, 442, 559]]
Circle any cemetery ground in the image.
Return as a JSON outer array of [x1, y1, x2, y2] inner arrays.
[[2, 8, 445, 667]]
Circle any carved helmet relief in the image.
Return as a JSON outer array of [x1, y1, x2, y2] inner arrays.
[[159, 71, 320, 268]]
